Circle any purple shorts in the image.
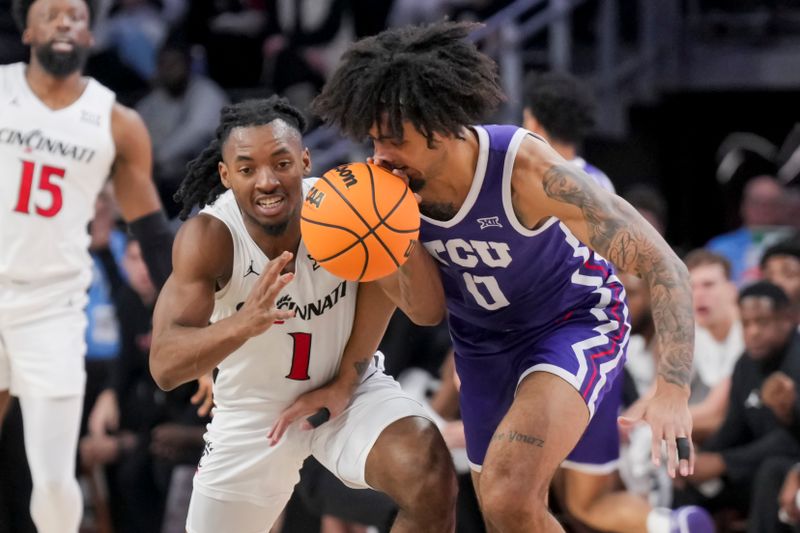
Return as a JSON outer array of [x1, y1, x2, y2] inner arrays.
[[454, 281, 629, 471]]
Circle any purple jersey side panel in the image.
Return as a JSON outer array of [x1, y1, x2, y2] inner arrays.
[[419, 125, 629, 468]]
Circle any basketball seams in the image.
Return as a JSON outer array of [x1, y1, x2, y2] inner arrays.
[[300, 216, 362, 262], [300, 216, 370, 281], [368, 164, 419, 234], [323, 166, 400, 269], [303, 163, 420, 281]]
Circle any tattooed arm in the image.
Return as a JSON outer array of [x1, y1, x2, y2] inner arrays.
[[267, 281, 396, 443], [510, 135, 695, 477]]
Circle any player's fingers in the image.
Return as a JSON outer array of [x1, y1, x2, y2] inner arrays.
[[197, 393, 214, 417], [664, 427, 678, 479], [257, 252, 293, 291], [268, 416, 289, 446], [676, 433, 691, 477], [190, 387, 204, 405], [263, 272, 295, 306], [305, 407, 330, 429], [650, 423, 663, 467], [268, 402, 306, 445]]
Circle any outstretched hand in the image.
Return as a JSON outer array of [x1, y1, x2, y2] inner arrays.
[[237, 251, 296, 337], [619, 380, 694, 478], [267, 381, 353, 446]]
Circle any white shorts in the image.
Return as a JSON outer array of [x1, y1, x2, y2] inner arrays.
[[0, 283, 88, 397], [186, 368, 431, 533]]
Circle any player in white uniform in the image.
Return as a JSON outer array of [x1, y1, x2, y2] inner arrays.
[[150, 97, 457, 533], [0, 1, 174, 531]]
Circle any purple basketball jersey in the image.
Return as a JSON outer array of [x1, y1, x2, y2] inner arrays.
[[419, 125, 629, 469]]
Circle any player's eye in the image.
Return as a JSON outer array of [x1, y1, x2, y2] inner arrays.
[[276, 160, 292, 170], [239, 167, 252, 175]]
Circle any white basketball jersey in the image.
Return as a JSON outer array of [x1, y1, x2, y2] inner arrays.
[[0, 62, 116, 291], [201, 185, 358, 440]]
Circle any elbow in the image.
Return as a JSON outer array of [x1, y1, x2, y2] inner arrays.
[[149, 350, 178, 391]]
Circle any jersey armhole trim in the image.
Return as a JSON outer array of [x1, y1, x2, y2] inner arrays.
[[420, 126, 490, 228], [197, 211, 239, 300], [502, 130, 558, 237]]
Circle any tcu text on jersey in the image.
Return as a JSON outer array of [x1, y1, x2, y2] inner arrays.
[[423, 238, 512, 311]]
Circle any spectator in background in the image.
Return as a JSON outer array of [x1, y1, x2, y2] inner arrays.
[[262, 0, 353, 112], [685, 250, 744, 443], [82, 185, 126, 439], [707, 175, 794, 285], [92, 0, 186, 82], [81, 238, 208, 533], [185, 0, 267, 88], [762, 239, 800, 317], [136, 39, 228, 217], [0, 0, 25, 63], [522, 70, 615, 192], [675, 282, 800, 523]]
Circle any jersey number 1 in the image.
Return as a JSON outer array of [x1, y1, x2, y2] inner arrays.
[[14, 160, 65, 217], [286, 332, 312, 380]]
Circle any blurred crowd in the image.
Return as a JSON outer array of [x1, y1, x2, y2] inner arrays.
[[1, 1, 800, 532]]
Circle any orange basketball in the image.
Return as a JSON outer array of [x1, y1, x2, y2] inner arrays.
[[300, 162, 420, 282]]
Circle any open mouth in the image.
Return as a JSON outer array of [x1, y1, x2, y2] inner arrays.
[[50, 39, 75, 52], [254, 195, 285, 216]]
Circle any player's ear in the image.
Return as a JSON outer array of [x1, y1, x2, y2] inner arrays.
[[302, 147, 311, 175], [21, 28, 32, 46], [218, 161, 232, 189]]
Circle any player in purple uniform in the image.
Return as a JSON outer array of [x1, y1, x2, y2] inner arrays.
[[522, 71, 713, 532], [312, 22, 704, 532]]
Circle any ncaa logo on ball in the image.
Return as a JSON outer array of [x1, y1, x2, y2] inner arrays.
[[305, 186, 325, 208]]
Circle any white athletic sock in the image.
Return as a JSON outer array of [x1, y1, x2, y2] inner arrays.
[[19, 394, 84, 533], [646, 507, 672, 533]]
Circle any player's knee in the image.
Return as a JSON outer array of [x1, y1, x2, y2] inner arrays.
[[393, 424, 457, 518], [479, 469, 549, 526]]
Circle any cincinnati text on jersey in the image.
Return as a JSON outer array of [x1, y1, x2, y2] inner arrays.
[[0, 128, 97, 163], [274, 281, 348, 320]]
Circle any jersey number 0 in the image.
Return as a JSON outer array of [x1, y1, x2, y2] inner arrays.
[[14, 160, 65, 217]]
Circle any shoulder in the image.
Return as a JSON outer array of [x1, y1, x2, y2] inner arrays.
[[111, 102, 151, 153], [508, 133, 560, 191], [173, 214, 234, 284]]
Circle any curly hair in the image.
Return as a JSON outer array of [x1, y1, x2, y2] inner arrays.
[[522, 70, 596, 145], [311, 20, 505, 146], [12, 0, 95, 32], [173, 96, 307, 220]]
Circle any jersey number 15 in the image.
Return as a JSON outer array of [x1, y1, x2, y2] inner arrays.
[[14, 160, 65, 218]]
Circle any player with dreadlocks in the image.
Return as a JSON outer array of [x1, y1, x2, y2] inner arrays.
[[1, 1, 172, 531], [152, 97, 457, 533], [308, 21, 707, 532]]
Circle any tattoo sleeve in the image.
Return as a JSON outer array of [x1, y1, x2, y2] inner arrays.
[[542, 164, 693, 387]]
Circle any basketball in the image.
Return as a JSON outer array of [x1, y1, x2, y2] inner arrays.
[[301, 162, 420, 282]]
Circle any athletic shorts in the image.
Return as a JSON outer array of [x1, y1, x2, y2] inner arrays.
[[186, 367, 431, 533], [455, 278, 629, 471], [0, 282, 88, 397]]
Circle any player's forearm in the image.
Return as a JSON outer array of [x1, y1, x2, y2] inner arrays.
[[392, 241, 446, 326], [335, 282, 395, 394], [644, 258, 694, 389], [150, 316, 249, 391]]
